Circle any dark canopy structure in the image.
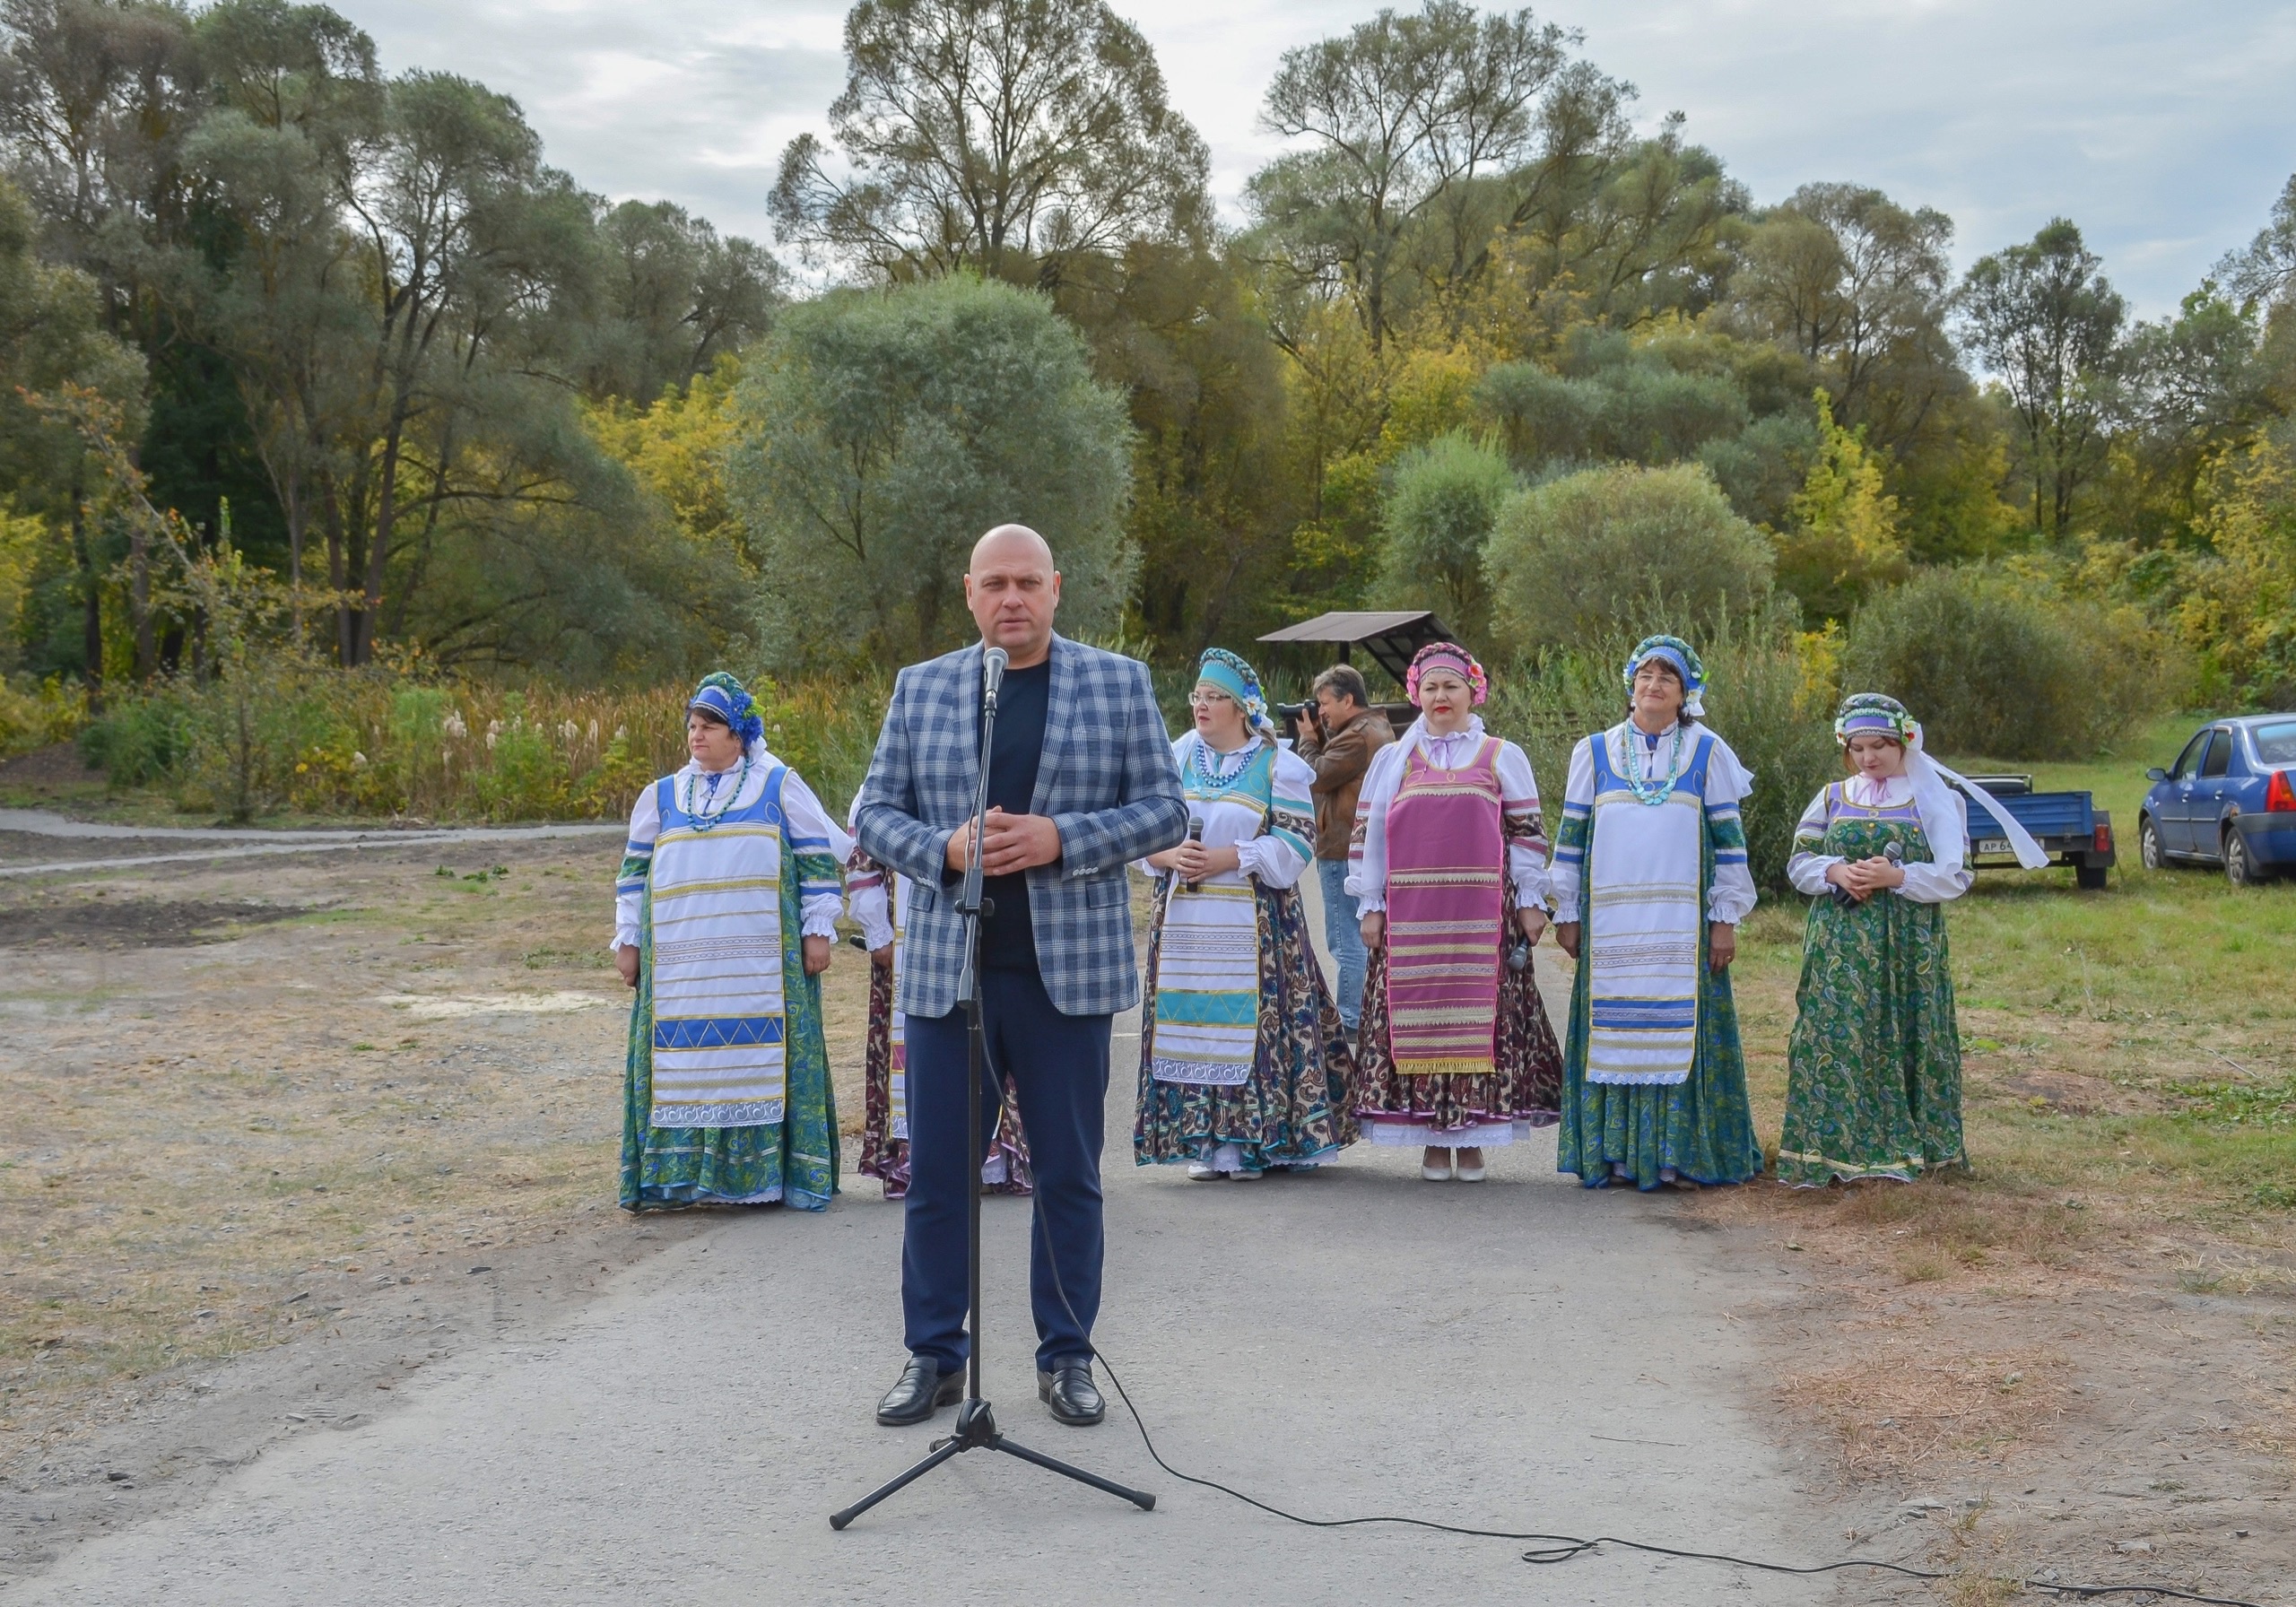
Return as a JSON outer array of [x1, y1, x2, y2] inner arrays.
[[1257, 610, 1454, 690]]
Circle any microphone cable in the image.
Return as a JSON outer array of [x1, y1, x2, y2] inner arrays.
[[965, 1034, 2276, 1607]]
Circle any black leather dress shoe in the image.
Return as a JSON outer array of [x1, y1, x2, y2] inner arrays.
[[876, 1356, 961, 1426], [1036, 1359, 1105, 1426]]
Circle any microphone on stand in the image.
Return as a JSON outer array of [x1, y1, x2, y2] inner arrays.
[[1178, 818, 1205, 893], [981, 646, 1009, 709]]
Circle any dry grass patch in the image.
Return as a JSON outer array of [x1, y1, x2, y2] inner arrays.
[[0, 836, 876, 1464], [1781, 1340, 2073, 1481]]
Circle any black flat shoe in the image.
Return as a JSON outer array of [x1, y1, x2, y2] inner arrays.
[[1036, 1358, 1105, 1426], [876, 1356, 961, 1426]]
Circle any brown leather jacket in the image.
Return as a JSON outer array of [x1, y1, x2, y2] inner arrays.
[[1293, 707, 1396, 862]]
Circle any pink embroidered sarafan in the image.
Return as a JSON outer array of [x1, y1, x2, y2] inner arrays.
[[1382, 736, 1506, 1075]]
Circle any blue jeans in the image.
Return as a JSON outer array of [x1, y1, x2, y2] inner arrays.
[[1317, 856, 1366, 1030]]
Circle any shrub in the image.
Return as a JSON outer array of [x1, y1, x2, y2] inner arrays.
[[1842, 565, 2180, 760], [1484, 463, 1776, 656], [78, 692, 195, 785], [1696, 411, 1819, 530], [1476, 361, 1599, 464], [1594, 364, 1750, 464], [2, 674, 86, 758], [1377, 432, 1515, 644]]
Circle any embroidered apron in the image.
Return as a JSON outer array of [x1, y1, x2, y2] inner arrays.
[[1383, 736, 1506, 1076], [645, 765, 790, 1127]]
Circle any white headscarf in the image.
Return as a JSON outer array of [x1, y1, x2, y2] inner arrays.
[[1839, 694, 2049, 873]]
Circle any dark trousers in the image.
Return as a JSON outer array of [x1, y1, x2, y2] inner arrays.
[[901, 965, 1111, 1373]]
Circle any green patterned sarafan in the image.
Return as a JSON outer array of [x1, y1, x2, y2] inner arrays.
[[1778, 802, 1966, 1186]]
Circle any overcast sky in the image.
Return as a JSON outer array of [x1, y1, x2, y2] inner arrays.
[[352, 0, 2296, 317]]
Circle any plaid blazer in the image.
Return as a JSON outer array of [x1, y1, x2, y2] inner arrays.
[[856, 634, 1188, 1019]]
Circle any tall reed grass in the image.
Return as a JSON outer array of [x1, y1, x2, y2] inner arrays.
[[80, 668, 893, 824]]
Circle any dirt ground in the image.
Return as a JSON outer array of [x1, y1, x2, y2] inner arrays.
[[1702, 908, 2296, 1605], [0, 810, 2290, 1603], [0, 826, 875, 1585]]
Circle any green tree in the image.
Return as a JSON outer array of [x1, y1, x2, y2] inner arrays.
[[770, 0, 1209, 289], [1771, 390, 1908, 623], [1725, 181, 1958, 452], [2217, 170, 2296, 316], [1483, 461, 1772, 652], [1957, 218, 2126, 539], [174, 0, 383, 625], [581, 198, 783, 405], [1057, 242, 1298, 653], [1485, 115, 1744, 336], [2108, 287, 2266, 548], [1246, 0, 1620, 351], [0, 173, 143, 684], [729, 275, 1134, 671], [1377, 430, 1511, 641]]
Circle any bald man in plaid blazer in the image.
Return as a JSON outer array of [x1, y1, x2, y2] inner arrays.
[[857, 526, 1186, 1429]]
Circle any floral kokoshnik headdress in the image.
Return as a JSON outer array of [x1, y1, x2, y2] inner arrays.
[[1623, 634, 1706, 718], [1196, 647, 1272, 732], [687, 670, 765, 749], [1834, 691, 1916, 746], [1830, 690, 2051, 873], [1405, 640, 1488, 707]]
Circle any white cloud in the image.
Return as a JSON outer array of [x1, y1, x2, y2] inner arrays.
[[351, 0, 2296, 316]]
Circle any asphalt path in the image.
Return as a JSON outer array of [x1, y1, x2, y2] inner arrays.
[[12, 898, 1844, 1605]]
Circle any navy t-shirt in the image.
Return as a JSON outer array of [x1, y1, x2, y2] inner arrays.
[[974, 657, 1051, 972]]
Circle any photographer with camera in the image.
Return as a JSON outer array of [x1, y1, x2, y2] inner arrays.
[[1291, 665, 1393, 1038]]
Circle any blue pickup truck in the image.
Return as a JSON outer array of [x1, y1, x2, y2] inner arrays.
[[1956, 775, 2117, 890]]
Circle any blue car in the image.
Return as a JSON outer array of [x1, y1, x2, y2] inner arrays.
[[2139, 715, 2296, 886]]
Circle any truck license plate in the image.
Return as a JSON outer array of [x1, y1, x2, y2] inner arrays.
[[1975, 838, 2009, 856]]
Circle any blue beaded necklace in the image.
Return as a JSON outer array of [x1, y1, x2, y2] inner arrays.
[[1187, 734, 1261, 793], [1618, 720, 1690, 806], [680, 754, 752, 831]]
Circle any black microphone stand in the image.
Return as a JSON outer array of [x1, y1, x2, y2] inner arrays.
[[830, 649, 1155, 1530]]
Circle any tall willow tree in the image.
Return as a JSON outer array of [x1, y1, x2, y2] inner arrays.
[[730, 276, 1133, 672], [770, 0, 1210, 289]]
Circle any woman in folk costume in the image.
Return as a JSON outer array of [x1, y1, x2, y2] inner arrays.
[[613, 673, 848, 1211], [1778, 693, 2048, 1186], [1552, 636, 1761, 1191], [1135, 648, 1356, 1179], [846, 805, 1033, 1200], [1346, 642, 1563, 1183]]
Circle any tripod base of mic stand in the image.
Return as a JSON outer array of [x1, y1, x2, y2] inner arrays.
[[829, 1397, 1156, 1530]]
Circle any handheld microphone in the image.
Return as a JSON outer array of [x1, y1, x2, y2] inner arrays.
[[1178, 818, 1205, 893], [1832, 838, 1906, 906], [982, 646, 1009, 708]]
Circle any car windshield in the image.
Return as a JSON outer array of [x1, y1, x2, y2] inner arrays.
[[2252, 721, 2296, 765]]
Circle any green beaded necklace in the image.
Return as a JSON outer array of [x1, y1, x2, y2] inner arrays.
[[681, 754, 752, 831]]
